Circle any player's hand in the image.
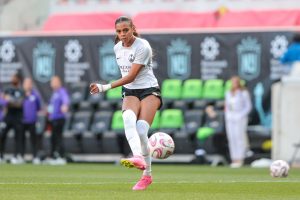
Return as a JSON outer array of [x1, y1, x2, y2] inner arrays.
[[89, 83, 111, 94]]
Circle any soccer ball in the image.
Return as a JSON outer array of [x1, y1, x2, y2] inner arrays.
[[148, 132, 175, 159], [270, 160, 290, 178]]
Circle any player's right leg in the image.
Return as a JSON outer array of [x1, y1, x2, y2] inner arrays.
[[120, 96, 146, 170]]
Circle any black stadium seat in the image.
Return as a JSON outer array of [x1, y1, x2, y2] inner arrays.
[[69, 82, 88, 109], [70, 111, 93, 136], [183, 110, 204, 136], [90, 111, 113, 136]]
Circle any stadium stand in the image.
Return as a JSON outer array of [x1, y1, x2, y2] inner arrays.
[[133, 11, 217, 29], [90, 111, 113, 136], [159, 109, 183, 136], [43, 12, 123, 31], [161, 79, 182, 109], [217, 10, 300, 27]]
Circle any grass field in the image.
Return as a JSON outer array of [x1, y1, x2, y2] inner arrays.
[[0, 163, 299, 200]]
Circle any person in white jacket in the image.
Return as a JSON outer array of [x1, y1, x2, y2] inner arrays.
[[225, 76, 252, 168]]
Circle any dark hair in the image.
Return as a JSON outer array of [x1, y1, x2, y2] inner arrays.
[[293, 33, 300, 43], [14, 71, 23, 81], [114, 16, 139, 44]]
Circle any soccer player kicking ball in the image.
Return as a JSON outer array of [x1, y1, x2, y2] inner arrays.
[[90, 16, 162, 190]]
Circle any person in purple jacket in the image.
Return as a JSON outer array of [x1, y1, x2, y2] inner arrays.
[[22, 78, 42, 164], [48, 76, 70, 163]]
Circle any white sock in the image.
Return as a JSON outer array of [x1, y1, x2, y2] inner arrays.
[[122, 110, 142, 156], [136, 120, 151, 176]]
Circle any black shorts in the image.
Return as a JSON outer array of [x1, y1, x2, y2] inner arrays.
[[122, 86, 163, 110]]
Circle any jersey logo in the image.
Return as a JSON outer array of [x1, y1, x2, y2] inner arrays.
[[128, 54, 135, 63]]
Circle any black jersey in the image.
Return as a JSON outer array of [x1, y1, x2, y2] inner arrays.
[[4, 86, 24, 121]]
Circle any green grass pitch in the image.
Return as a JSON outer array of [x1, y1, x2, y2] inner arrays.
[[0, 163, 299, 200]]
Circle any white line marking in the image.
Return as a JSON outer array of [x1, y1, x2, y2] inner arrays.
[[0, 180, 299, 185]]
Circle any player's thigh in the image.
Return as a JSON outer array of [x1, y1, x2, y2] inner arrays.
[[122, 96, 141, 116], [138, 95, 161, 125]]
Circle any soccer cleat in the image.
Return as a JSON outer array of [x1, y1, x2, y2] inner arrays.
[[132, 175, 152, 191], [120, 155, 146, 170]]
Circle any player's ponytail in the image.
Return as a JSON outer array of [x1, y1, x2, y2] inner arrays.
[[114, 16, 139, 44]]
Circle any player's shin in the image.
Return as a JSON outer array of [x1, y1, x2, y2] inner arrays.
[[136, 120, 152, 176]]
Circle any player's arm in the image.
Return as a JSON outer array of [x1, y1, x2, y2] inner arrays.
[[90, 45, 150, 94], [111, 64, 143, 88], [90, 64, 143, 94]]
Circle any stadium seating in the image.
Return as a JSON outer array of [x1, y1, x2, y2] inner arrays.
[[179, 79, 204, 110], [217, 10, 300, 27], [69, 82, 88, 109], [88, 93, 104, 107], [181, 79, 203, 100], [183, 110, 204, 136], [43, 12, 123, 31], [90, 111, 113, 136], [159, 109, 184, 135], [202, 79, 224, 100], [105, 86, 122, 109], [150, 111, 161, 133], [70, 111, 93, 136], [133, 11, 217, 29], [161, 79, 182, 99], [111, 110, 124, 133], [161, 79, 182, 109]]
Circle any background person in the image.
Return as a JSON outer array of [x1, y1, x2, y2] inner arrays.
[[0, 73, 24, 164], [281, 33, 300, 77], [90, 16, 162, 191], [48, 76, 70, 165], [22, 78, 42, 164], [225, 76, 252, 168]]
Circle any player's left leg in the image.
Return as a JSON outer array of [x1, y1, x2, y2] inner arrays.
[[132, 95, 160, 190]]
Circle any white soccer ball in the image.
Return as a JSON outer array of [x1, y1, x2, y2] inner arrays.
[[270, 160, 290, 178], [148, 132, 175, 159]]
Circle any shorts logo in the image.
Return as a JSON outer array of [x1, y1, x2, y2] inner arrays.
[[99, 40, 120, 81], [128, 54, 135, 63], [152, 92, 159, 96], [33, 41, 55, 83], [167, 38, 191, 80], [237, 37, 261, 81]]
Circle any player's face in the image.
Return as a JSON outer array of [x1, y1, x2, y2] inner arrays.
[[231, 77, 240, 89], [23, 78, 33, 91], [50, 76, 61, 90], [115, 21, 134, 46]]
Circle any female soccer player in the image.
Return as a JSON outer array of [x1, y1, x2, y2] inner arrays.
[[90, 16, 162, 190]]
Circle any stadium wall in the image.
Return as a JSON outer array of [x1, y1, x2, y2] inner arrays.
[[0, 28, 296, 128]]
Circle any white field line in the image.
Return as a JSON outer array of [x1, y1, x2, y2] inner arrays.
[[0, 180, 299, 185]]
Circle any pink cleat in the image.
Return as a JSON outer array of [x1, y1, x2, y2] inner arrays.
[[132, 175, 152, 191], [120, 155, 146, 170]]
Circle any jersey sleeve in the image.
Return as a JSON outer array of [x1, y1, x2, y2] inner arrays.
[[133, 45, 151, 65]]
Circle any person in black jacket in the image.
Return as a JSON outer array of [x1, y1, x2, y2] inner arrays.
[[0, 73, 25, 164]]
